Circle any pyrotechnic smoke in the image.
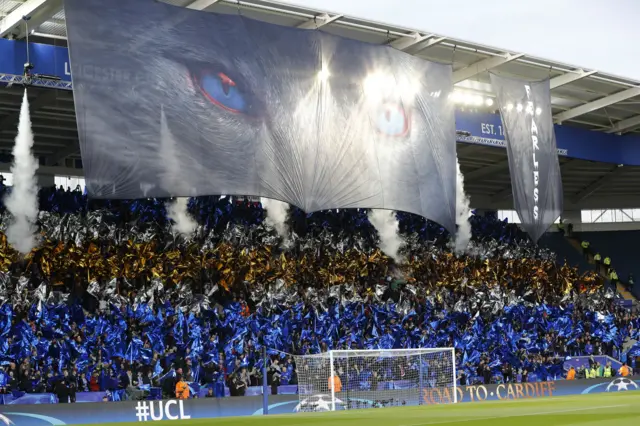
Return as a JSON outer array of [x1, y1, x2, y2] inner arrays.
[[166, 197, 197, 236], [368, 209, 403, 263], [5, 90, 39, 254], [261, 197, 290, 242], [454, 159, 472, 253], [160, 108, 197, 237]]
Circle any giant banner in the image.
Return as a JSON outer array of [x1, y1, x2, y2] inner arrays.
[[490, 74, 563, 242], [64, 0, 457, 230]]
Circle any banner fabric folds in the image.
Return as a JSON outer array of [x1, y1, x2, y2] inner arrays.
[[489, 74, 563, 242], [64, 0, 458, 231]]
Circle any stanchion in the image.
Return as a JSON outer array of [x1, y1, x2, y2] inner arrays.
[[262, 346, 269, 415]]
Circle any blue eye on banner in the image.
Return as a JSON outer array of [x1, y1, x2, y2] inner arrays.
[[372, 102, 410, 137], [192, 71, 248, 114]]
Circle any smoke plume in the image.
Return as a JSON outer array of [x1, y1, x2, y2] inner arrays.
[[166, 197, 197, 237], [160, 107, 197, 237], [5, 90, 39, 254], [454, 159, 472, 253], [368, 209, 403, 263], [261, 197, 290, 242]]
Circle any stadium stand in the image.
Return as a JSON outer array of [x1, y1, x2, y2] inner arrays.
[[0, 184, 638, 404], [539, 233, 592, 275], [576, 231, 640, 300]]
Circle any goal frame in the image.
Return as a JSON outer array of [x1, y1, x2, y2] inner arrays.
[[299, 347, 458, 412]]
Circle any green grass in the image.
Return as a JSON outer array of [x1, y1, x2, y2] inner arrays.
[[80, 391, 640, 426]]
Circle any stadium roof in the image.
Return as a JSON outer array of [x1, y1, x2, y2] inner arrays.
[[1, 0, 640, 210]]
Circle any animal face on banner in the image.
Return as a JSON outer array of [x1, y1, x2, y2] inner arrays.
[[65, 0, 457, 231]]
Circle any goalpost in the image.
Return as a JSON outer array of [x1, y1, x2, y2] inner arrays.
[[293, 348, 457, 412]]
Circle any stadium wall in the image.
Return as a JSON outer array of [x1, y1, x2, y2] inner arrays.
[[0, 377, 637, 425]]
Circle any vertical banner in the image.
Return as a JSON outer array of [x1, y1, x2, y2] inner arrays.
[[490, 74, 563, 242]]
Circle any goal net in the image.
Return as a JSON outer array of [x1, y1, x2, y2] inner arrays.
[[293, 348, 456, 412]]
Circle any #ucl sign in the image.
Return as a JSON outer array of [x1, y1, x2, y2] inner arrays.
[[134, 400, 190, 422], [490, 74, 563, 242]]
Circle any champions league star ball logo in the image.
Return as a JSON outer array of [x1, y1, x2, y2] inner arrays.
[[294, 394, 345, 412], [0, 414, 14, 426], [606, 378, 639, 392]]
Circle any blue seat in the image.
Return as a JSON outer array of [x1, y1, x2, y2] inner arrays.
[[579, 231, 640, 299], [148, 387, 162, 400], [538, 233, 591, 273]]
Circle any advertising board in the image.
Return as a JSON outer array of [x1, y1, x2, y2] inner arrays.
[[0, 377, 637, 424]]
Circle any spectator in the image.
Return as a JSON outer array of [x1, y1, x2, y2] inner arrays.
[[270, 360, 282, 395], [610, 270, 619, 287], [482, 364, 492, 385], [328, 373, 342, 393], [230, 374, 246, 397], [89, 372, 100, 392], [581, 240, 590, 259], [458, 370, 467, 386], [501, 363, 513, 383], [55, 380, 69, 404], [175, 375, 189, 400], [593, 252, 602, 273], [618, 363, 631, 377], [239, 368, 250, 391], [0, 193, 633, 403]]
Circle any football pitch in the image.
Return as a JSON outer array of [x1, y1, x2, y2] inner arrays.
[[79, 391, 640, 426]]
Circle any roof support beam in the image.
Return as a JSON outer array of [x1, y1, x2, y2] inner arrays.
[[572, 165, 624, 203], [45, 143, 80, 166], [491, 158, 574, 203], [186, 0, 223, 10], [554, 87, 640, 123], [408, 36, 446, 54], [464, 161, 509, 180], [559, 158, 576, 172], [389, 32, 432, 51], [0, 137, 67, 147], [452, 53, 524, 84], [0, 163, 83, 177], [0, 90, 59, 131], [297, 13, 342, 29], [0, 0, 63, 39], [549, 69, 597, 89], [605, 114, 640, 134], [491, 186, 512, 203]]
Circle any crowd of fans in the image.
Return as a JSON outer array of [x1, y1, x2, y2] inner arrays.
[[0, 184, 637, 403]]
